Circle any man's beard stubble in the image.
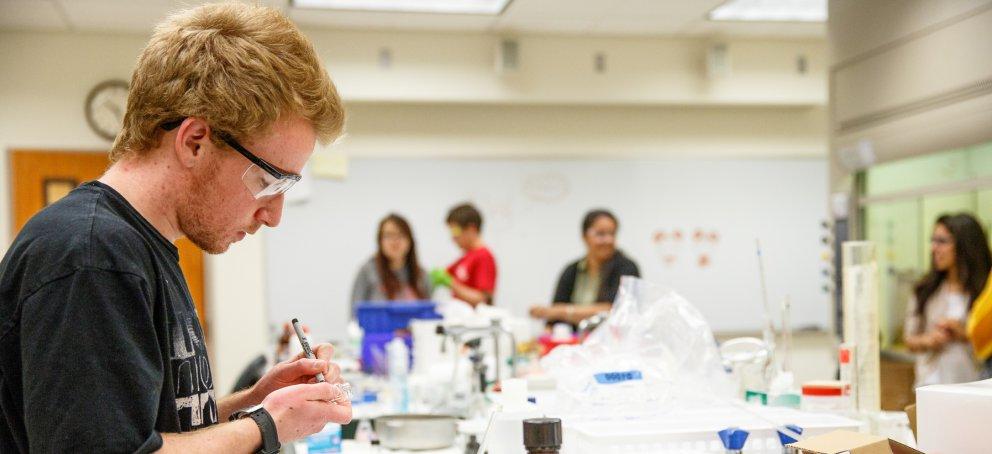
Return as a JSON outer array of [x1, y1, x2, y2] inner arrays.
[[177, 159, 231, 255]]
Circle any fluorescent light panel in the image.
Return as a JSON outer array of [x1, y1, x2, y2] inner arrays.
[[293, 0, 511, 15], [709, 0, 826, 22]]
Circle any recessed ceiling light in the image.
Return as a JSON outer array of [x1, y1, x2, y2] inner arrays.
[[709, 0, 826, 22], [292, 0, 512, 15]]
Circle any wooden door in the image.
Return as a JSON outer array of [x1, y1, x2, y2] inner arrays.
[[9, 150, 208, 334]]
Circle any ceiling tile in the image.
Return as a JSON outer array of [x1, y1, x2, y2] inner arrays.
[[57, 0, 185, 33], [0, 0, 825, 38], [0, 0, 69, 32], [291, 8, 496, 32], [679, 20, 825, 38]]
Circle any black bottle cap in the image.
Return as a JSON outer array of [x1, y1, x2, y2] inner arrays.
[[523, 418, 562, 449]]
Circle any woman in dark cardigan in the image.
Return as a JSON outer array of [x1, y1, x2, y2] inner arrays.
[[530, 209, 640, 325]]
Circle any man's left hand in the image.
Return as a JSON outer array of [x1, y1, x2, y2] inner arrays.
[[250, 343, 342, 404]]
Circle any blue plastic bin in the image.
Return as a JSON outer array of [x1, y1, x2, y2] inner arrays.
[[356, 301, 441, 334], [355, 301, 440, 373]]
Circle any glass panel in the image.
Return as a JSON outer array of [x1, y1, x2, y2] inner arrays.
[[866, 201, 922, 347], [865, 150, 969, 197], [979, 189, 992, 242], [968, 142, 992, 178], [864, 139, 992, 198]]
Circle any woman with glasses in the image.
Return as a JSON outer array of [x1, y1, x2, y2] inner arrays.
[[350, 213, 431, 316], [904, 213, 992, 387], [529, 209, 640, 326]]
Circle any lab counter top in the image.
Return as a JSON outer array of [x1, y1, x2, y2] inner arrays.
[[340, 440, 461, 454]]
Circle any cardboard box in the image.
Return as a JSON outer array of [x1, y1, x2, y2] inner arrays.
[[917, 379, 992, 453], [904, 404, 916, 440], [788, 430, 922, 454]]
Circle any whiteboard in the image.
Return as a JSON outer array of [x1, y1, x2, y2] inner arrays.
[[266, 158, 830, 342]]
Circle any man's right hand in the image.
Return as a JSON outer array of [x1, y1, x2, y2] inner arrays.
[[262, 382, 352, 443]]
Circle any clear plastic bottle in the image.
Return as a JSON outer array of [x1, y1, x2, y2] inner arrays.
[[346, 320, 363, 360], [354, 418, 375, 443], [841, 242, 880, 415], [386, 337, 410, 413]]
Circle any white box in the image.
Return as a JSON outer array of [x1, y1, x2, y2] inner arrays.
[[917, 379, 992, 453], [565, 406, 859, 454]]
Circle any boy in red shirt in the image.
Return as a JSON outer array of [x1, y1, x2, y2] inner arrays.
[[432, 203, 497, 306]]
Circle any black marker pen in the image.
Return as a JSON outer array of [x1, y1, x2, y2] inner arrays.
[[291, 318, 325, 383]]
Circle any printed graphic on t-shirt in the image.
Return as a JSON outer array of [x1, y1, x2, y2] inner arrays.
[[171, 311, 218, 430], [454, 265, 469, 282]]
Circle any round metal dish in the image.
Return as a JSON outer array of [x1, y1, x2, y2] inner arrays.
[[373, 414, 458, 450]]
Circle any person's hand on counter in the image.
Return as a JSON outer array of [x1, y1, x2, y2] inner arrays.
[[529, 305, 552, 319], [529, 303, 611, 325]]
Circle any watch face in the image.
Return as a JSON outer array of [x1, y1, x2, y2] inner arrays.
[[85, 80, 129, 141]]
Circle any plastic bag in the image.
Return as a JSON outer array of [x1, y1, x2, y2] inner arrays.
[[540, 276, 734, 418]]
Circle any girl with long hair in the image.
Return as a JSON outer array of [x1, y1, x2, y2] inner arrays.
[[350, 213, 430, 316], [904, 213, 992, 387]]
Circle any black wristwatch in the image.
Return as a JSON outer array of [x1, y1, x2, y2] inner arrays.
[[230, 405, 280, 454]]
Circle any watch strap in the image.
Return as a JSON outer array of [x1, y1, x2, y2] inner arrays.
[[247, 407, 281, 454]]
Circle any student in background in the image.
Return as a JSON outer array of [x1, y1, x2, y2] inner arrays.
[[530, 209, 640, 325], [350, 213, 431, 315], [431, 203, 497, 307], [904, 213, 991, 387]]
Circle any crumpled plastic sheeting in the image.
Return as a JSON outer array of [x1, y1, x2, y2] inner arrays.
[[541, 277, 734, 418]]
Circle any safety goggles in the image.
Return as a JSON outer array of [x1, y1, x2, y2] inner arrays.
[[162, 118, 302, 199]]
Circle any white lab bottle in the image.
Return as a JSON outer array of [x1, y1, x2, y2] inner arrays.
[[346, 320, 363, 360], [386, 337, 410, 413], [354, 418, 375, 443]]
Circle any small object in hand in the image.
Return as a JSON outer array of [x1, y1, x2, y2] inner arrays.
[[333, 382, 353, 403], [430, 268, 453, 288]]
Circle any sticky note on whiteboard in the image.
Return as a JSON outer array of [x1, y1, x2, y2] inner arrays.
[[310, 152, 348, 180]]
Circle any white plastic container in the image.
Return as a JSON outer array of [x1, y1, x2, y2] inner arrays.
[[566, 405, 860, 454], [800, 381, 851, 414], [917, 379, 992, 453], [485, 379, 542, 454]]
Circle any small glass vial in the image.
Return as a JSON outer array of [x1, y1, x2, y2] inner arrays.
[[523, 418, 562, 454]]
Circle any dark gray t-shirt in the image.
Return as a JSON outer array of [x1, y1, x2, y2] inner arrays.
[[0, 182, 217, 453]]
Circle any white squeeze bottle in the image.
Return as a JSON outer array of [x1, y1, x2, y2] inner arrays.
[[386, 337, 410, 413]]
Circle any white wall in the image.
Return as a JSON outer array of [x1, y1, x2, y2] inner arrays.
[[0, 26, 833, 391], [342, 103, 826, 159], [311, 29, 826, 106]]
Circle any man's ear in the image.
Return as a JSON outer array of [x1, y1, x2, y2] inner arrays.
[[173, 117, 212, 169]]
